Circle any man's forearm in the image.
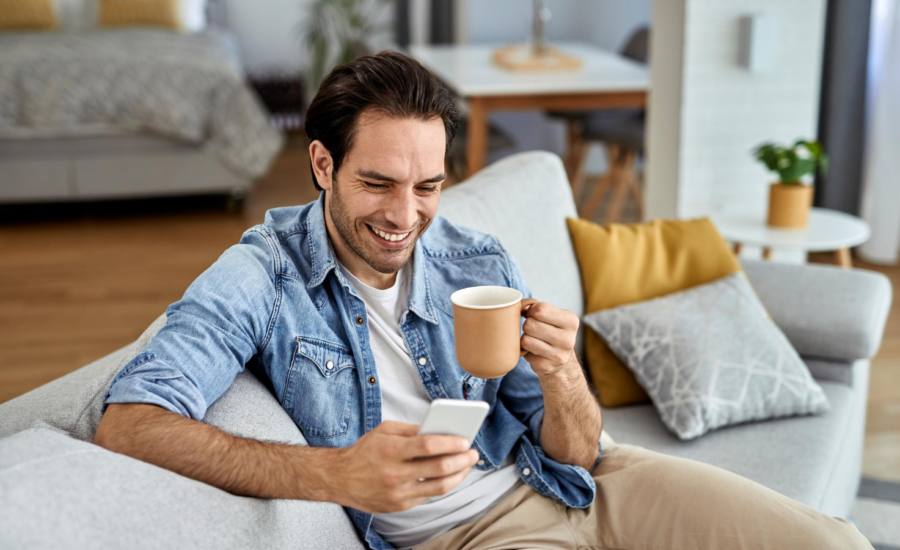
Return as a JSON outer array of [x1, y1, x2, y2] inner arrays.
[[94, 403, 340, 501], [538, 355, 603, 471]]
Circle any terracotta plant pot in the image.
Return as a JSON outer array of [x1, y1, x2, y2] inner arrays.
[[767, 183, 813, 229]]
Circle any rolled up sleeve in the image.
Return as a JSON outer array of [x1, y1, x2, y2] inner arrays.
[[102, 228, 278, 420]]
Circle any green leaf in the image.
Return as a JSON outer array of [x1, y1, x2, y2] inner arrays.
[[801, 140, 822, 158], [779, 158, 814, 183], [754, 144, 781, 172]]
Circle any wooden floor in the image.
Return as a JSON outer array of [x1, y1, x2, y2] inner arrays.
[[2, 137, 898, 482]]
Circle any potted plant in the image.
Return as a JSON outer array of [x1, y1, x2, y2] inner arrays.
[[753, 140, 828, 229], [298, 0, 392, 99]]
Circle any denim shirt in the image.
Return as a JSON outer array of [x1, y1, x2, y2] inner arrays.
[[103, 192, 601, 550]]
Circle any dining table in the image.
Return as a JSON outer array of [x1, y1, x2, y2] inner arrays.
[[408, 41, 651, 177]]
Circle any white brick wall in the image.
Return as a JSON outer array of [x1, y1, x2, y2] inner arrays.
[[648, 0, 827, 220]]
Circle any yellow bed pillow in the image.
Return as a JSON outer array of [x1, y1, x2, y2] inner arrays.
[[99, 0, 180, 29], [0, 0, 57, 30], [567, 216, 743, 407]]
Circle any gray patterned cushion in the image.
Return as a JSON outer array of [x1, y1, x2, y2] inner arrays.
[[583, 272, 830, 440]]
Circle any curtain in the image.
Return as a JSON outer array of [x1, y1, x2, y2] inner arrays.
[[815, 0, 872, 215], [858, 0, 900, 264]]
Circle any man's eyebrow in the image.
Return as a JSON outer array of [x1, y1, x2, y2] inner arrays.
[[356, 170, 446, 184]]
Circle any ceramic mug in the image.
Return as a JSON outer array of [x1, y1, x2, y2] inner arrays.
[[450, 286, 538, 379]]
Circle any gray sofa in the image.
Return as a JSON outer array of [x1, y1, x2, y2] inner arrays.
[[0, 151, 891, 548]]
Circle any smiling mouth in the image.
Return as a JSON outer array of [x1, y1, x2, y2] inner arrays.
[[366, 223, 413, 243]]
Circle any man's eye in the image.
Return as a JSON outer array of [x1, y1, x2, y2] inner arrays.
[[365, 182, 388, 189], [419, 186, 438, 193]]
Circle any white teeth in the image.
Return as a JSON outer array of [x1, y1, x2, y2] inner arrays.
[[370, 225, 409, 242]]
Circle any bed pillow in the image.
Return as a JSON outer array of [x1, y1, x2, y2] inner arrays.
[[583, 272, 829, 440], [98, 0, 179, 29], [95, 0, 206, 31], [0, 0, 57, 30], [566, 216, 743, 408]]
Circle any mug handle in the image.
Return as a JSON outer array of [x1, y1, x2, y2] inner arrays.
[[519, 298, 539, 357]]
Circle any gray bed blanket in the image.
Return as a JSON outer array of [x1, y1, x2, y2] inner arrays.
[[0, 29, 283, 178]]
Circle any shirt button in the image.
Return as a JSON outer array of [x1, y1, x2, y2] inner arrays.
[[418, 357, 427, 366], [356, 317, 364, 325], [477, 459, 485, 466], [368, 376, 377, 385], [325, 361, 334, 370], [522, 467, 532, 476]]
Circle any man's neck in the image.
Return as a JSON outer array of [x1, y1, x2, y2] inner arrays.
[[337, 250, 397, 290]]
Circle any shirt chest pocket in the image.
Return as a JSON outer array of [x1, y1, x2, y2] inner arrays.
[[283, 337, 360, 439]]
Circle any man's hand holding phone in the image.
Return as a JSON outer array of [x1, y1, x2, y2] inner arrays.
[[329, 420, 479, 514]]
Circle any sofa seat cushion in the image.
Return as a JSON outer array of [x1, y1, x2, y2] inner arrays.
[[599, 379, 855, 510], [0, 426, 363, 549]]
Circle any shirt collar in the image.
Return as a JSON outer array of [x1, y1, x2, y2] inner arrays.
[[305, 192, 438, 325]]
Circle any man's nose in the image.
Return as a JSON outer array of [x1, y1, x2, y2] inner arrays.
[[385, 188, 418, 230]]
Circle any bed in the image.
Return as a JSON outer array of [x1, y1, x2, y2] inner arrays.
[[0, 4, 283, 205]]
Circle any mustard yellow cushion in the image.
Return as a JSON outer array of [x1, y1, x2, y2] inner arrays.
[[99, 0, 180, 29], [0, 0, 57, 30], [567, 217, 743, 407]]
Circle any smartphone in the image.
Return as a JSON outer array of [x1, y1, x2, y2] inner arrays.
[[417, 398, 490, 446]]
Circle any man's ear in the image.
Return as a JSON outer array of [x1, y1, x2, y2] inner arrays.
[[309, 140, 334, 191]]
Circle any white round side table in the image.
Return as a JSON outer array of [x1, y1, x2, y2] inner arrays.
[[712, 208, 871, 268]]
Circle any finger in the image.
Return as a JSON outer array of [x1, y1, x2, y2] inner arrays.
[[521, 333, 569, 365], [376, 421, 421, 437], [412, 466, 472, 499], [405, 449, 479, 480], [522, 317, 574, 351], [526, 303, 579, 331], [521, 301, 536, 318], [401, 434, 471, 460]]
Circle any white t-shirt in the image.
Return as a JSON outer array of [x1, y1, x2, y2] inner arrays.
[[337, 260, 523, 550]]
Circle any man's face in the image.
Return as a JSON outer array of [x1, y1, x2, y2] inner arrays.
[[320, 110, 446, 280]]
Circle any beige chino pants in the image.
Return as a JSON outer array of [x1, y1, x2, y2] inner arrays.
[[417, 443, 872, 550]]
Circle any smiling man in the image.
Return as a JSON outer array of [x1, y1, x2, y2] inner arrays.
[[94, 52, 872, 550], [314, 110, 444, 287]]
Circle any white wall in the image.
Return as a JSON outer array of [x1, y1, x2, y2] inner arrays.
[[645, 0, 685, 219], [647, 0, 828, 220], [221, 0, 394, 75], [222, 0, 311, 74]]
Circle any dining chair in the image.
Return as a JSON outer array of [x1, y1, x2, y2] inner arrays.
[[551, 27, 649, 222]]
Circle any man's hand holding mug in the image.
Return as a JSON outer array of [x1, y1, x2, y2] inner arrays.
[[450, 286, 579, 379]]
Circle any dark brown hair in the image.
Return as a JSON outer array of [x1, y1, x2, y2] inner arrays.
[[304, 50, 461, 191]]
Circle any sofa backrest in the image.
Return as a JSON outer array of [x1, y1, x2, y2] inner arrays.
[[438, 151, 586, 356]]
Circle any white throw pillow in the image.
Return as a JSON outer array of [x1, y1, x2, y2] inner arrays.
[[58, 0, 93, 30], [179, 0, 207, 32]]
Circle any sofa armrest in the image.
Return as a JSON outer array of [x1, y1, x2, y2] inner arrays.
[[0, 427, 363, 549], [740, 259, 892, 361]]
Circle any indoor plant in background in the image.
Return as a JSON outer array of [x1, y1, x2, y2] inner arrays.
[[753, 140, 828, 229], [299, 0, 392, 99]]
